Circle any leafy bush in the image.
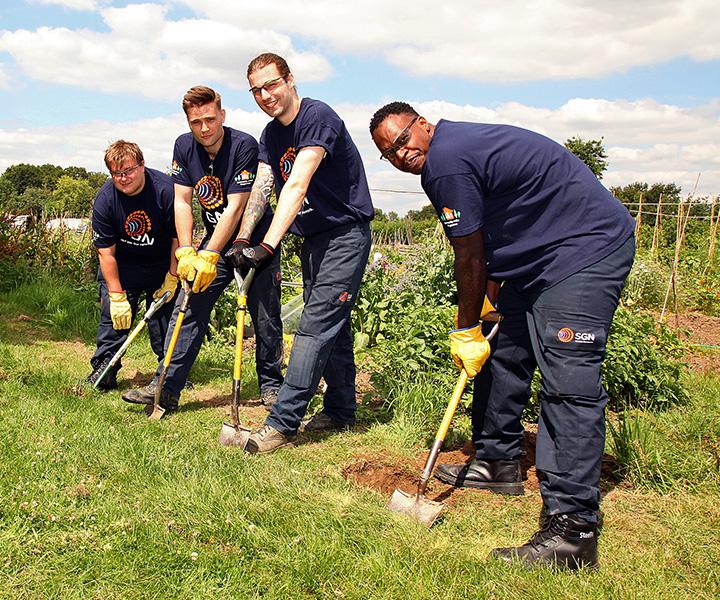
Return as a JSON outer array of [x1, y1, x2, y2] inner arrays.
[[602, 306, 687, 410], [0, 212, 97, 291], [622, 257, 669, 309], [687, 273, 720, 316]]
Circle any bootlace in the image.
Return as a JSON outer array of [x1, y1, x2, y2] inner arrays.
[[528, 514, 569, 550], [256, 424, 275, 439]]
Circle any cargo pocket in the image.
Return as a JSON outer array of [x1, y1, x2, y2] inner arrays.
[[538, 318, 608, 398]]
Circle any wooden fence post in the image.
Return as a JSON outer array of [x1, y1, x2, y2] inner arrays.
[[634, 193, 643, 241]]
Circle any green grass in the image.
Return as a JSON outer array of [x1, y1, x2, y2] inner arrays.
[[1, 282, 719, 598]]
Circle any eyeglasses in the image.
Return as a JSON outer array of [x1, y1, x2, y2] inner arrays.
[[249, 76, 286, 96], [380, 116, 419, 161], [110, 163, 142, 179]]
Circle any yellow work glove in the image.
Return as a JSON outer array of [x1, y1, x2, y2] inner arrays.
[[449, 323, 491, 378], [481, 295, 497, 318], [190, 249, 220, 293], [153, 271, 179, 301], [454, 295, 498, 328], [108, 291, 132, 330], [175, 246, 197, 282]]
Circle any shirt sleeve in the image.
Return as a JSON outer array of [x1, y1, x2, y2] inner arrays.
[[295, 105, 341, 157], [91, 189, 117, 249], [258, 128, 269, 165], [171, 137, 193, 188], [160, 180, 177, 239], [423, 173, 485, 238], [227, 136, 259, 195]]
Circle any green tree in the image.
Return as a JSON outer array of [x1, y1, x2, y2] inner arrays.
[[564, 136, 608, 179], [406, 204, 437, 221], [49, 176, 95, 217], [0, 163, 64, 197]]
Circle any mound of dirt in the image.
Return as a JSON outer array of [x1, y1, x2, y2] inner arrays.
[[343, 433, 622, 502]]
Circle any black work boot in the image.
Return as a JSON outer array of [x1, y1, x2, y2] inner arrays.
[[122, 382, 157, 404], [492, 512, 599, 570], [434, 458, 524, 495], [157, 390, 179, 412], [87, 357, 118, 391]]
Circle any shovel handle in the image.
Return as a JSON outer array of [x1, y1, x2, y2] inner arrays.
[[416, 318, 501, 496], [93, 291, 173, 388], [150, 283, 192, 416], [230, 269, 255, 428]]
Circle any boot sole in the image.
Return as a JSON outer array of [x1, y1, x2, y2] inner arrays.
[[122, 395, 153, 405], [434, 472, 525, 495], [245, 440, 296, 455], [492, 549, 599, 571]]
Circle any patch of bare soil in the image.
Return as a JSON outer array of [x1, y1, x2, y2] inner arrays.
[[343, 431, 623, 503], [671, 311, 720, 374]]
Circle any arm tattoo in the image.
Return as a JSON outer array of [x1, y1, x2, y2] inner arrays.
[[238, 163, 274, 240]]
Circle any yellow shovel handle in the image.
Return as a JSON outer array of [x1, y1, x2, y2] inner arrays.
[[433, 370, 469, 445], [163, 311, 185, 368], [233, 298, 247, 381]]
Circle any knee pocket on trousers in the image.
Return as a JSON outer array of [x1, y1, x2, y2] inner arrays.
[[284, 333, 322, 390]]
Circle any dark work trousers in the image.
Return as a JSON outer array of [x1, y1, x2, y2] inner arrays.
[[473, 236, 635, 521], [266, 222, 372, 436], [156, 250, 284, 398], [91, 269, 174, 374]]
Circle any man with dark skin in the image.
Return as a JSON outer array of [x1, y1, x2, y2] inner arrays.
[[370, 102, 635, 570]]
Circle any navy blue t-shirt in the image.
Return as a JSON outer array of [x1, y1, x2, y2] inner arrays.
[[421, 120, 635, 291], [258, 98, 374, 237], [172, 126, 271, 250], [92, 167, 176, 287]]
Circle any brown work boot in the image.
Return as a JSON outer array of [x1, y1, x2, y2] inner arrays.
[[122, 383, 157, 405], [300, 411, 353, 433], [259, 388, 279, 410], [245, 424, 296, 455]]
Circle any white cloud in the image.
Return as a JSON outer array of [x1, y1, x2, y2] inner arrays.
[[3, 1, 719, 100], [0, 3, 331, 100], [3, 98, 716, 214], [34, 0, 97, 9], [0, 63, 12, 89], [185, 0, 720, 82]]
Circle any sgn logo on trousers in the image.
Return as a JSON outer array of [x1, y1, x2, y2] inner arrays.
[[557, 327, 596, 344]]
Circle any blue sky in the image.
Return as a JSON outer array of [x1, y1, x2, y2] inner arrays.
[[1, 0, 718, 214]]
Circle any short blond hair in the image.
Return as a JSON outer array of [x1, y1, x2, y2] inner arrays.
[[104, 140, 144, 169]]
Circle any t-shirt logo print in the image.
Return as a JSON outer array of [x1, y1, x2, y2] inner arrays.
[[439, 206, 461, 228], [195, 175, 224, 210], [124, 210, 152, 237], [279, 147, 296, 182]]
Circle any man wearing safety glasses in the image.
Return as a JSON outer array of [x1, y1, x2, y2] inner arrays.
[[370, 102, 635, 571], [236, 53, 374, 454], [122, 86, 284, 414], [88, 140, 178, 390]]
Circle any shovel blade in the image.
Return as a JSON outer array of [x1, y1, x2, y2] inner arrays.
[[385, 488, 446, 528], [218, 422, 252, 448], [144, 404, 166, 421]]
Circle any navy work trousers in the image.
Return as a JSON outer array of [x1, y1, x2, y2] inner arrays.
[[266, 222, 372, 435], [473, 236, 635, 520], [156, 251, 284, 398], [91, 269, 174, 373]]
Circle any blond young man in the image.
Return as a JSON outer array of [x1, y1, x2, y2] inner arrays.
[[88, 141, 178, 389]]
